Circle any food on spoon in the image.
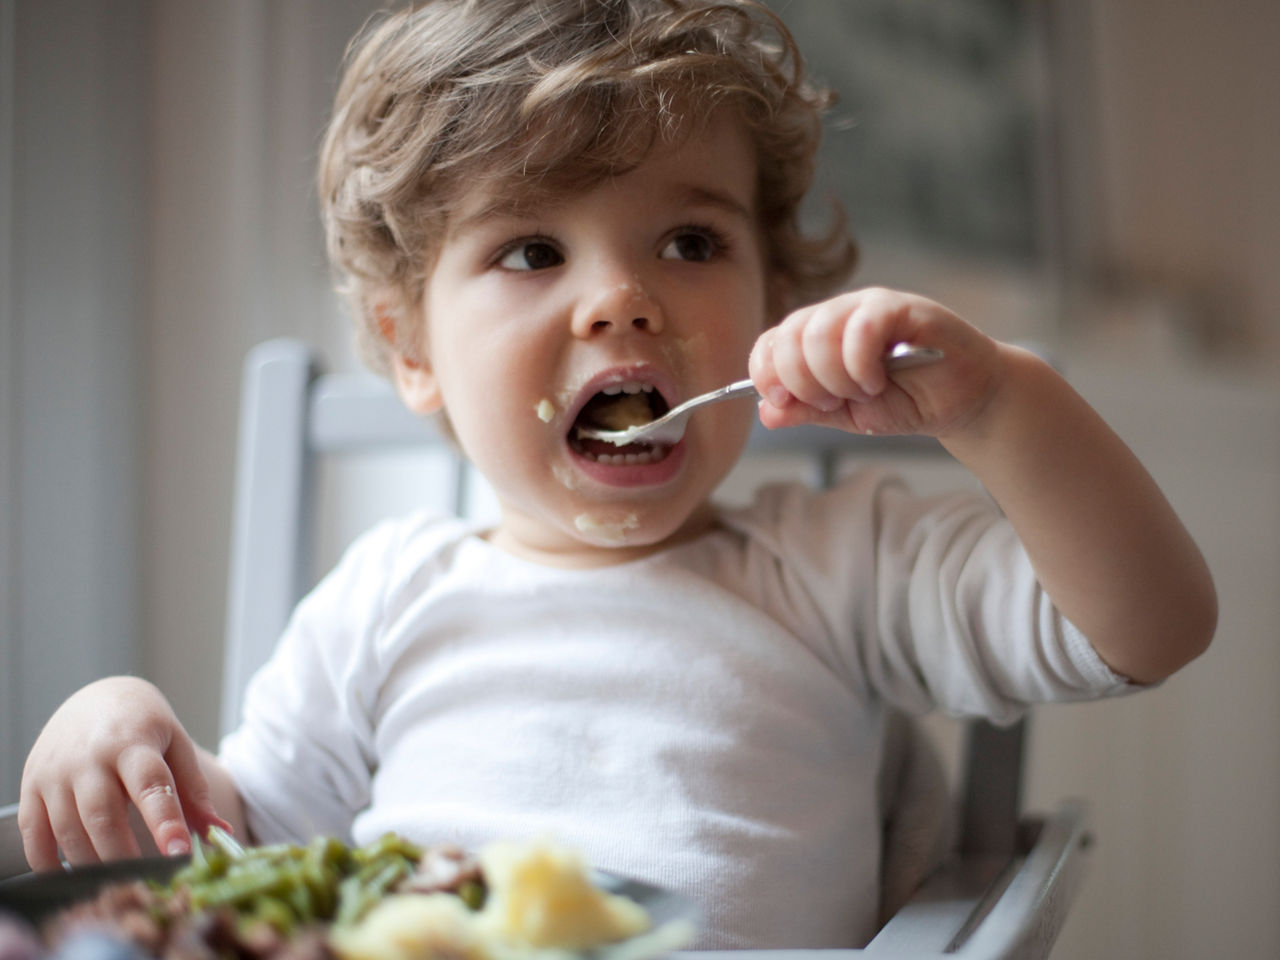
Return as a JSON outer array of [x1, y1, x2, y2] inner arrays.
[[573, 382, 670, 439], [591, 394, 653, 431]]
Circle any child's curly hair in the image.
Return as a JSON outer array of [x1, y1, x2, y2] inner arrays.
[[319, 0, 857, 375]]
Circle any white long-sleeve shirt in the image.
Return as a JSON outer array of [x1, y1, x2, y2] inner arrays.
[[219, 470, 1132, 948]]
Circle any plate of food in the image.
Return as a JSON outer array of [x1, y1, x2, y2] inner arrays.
[[0, 831, 696, 960]]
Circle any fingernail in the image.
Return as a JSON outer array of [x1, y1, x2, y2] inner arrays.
[[766, 386, 790, 407], [166, 838, 190, 856]]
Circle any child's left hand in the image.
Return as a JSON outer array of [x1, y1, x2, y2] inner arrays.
[[748, 287, 999, 438]]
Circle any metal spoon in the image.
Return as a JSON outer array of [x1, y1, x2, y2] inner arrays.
[[575, 342, 944, 447]]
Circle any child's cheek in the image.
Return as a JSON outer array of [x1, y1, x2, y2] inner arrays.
[[552, 463, 581, 492], [660, 334, 706, 373]]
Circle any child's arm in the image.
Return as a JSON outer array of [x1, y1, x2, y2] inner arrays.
[[19, 676, 245, 871], [749, 287, 1217, 684]]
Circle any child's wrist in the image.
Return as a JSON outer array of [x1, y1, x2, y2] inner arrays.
[[937, 342, 1048, 461]]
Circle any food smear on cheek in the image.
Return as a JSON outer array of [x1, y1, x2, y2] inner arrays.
[[574, 512, 639, 543], [551, 463, 581, 491], [535, 398, 556, 423]]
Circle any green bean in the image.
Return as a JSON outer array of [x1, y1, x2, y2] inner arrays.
[[188, 863, 295, 910], [161, 832, 474, 933], [457, 880, 486, 911], [245, 896, 297, 935]]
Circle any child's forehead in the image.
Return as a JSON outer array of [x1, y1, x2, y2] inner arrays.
[[443, 110, 760, 232]]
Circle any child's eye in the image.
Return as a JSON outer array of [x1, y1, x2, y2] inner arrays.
[[497, 239, 564, 271], [660, 227, 724, 263]]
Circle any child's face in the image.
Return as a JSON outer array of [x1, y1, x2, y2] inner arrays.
[[395, 112, 770, 565]]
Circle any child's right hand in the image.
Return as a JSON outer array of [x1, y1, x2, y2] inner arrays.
[[19, 676, 231, 871]]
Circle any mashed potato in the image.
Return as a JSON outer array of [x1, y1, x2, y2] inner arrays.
[[333, 894, 487, 960], [590, 394, 652, 430], [477, 840, 650, 951], [331, 839, 665, 960]]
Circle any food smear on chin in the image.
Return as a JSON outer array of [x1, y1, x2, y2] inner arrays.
[[574, 513, 639, 542]]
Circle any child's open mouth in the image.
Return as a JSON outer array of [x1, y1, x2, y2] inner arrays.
[[568, 381, 674, 464]]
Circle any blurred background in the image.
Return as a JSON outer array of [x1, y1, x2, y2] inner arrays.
[[1, 1, 1276, 956]]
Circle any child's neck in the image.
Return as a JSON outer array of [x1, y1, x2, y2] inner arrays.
[[483, 501, 719, 569]]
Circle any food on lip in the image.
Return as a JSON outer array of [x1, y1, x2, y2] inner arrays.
[[535, 399, 556, 423], [20, 832, 683, 960]]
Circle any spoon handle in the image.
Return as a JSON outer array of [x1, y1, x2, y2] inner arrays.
[[669, 344, 943, 417]]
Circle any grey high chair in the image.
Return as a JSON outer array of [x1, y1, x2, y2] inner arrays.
[[0, 338, 1091, 959]]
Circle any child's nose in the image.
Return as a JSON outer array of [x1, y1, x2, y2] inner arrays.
[[570, 275, 665, 339]]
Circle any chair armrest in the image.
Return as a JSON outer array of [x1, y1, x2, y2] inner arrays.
[[0, 801, 28, 882], [866, 798, 1091, 960], [951, 799, 1091, 959]]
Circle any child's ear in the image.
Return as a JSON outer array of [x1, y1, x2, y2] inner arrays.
[[373, 292, 443, 416], [391, 350, 443, 416]]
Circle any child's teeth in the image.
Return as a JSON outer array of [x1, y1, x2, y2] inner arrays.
[[570, 441, 669, 466], [602, 385, 623, 395], [622, 383, 642, 394]]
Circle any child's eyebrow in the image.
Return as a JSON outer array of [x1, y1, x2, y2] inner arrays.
[[673, 184, 755, 222], [446, 182, 754, 239], [447, 201, 531, 238]]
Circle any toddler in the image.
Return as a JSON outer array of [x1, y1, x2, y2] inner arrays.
[[19, 0, 1216, 949]]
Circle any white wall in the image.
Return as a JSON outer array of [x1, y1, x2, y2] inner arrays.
[[1026, 352, 1280, 957], [142, 0, 373, 736], [0, 0, 149, 802]]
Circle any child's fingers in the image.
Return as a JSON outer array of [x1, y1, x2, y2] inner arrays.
[[748, 327, 794, 409], [119, 745, 196, 857], [800, 301, 867, 400], [74, 774, 144, 863], [842, 303, 893, 397], [166, 731, 233, 840], [43, 787, 98, 865], [17, 795, 61, 873], [769, 311, 846, 412]]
